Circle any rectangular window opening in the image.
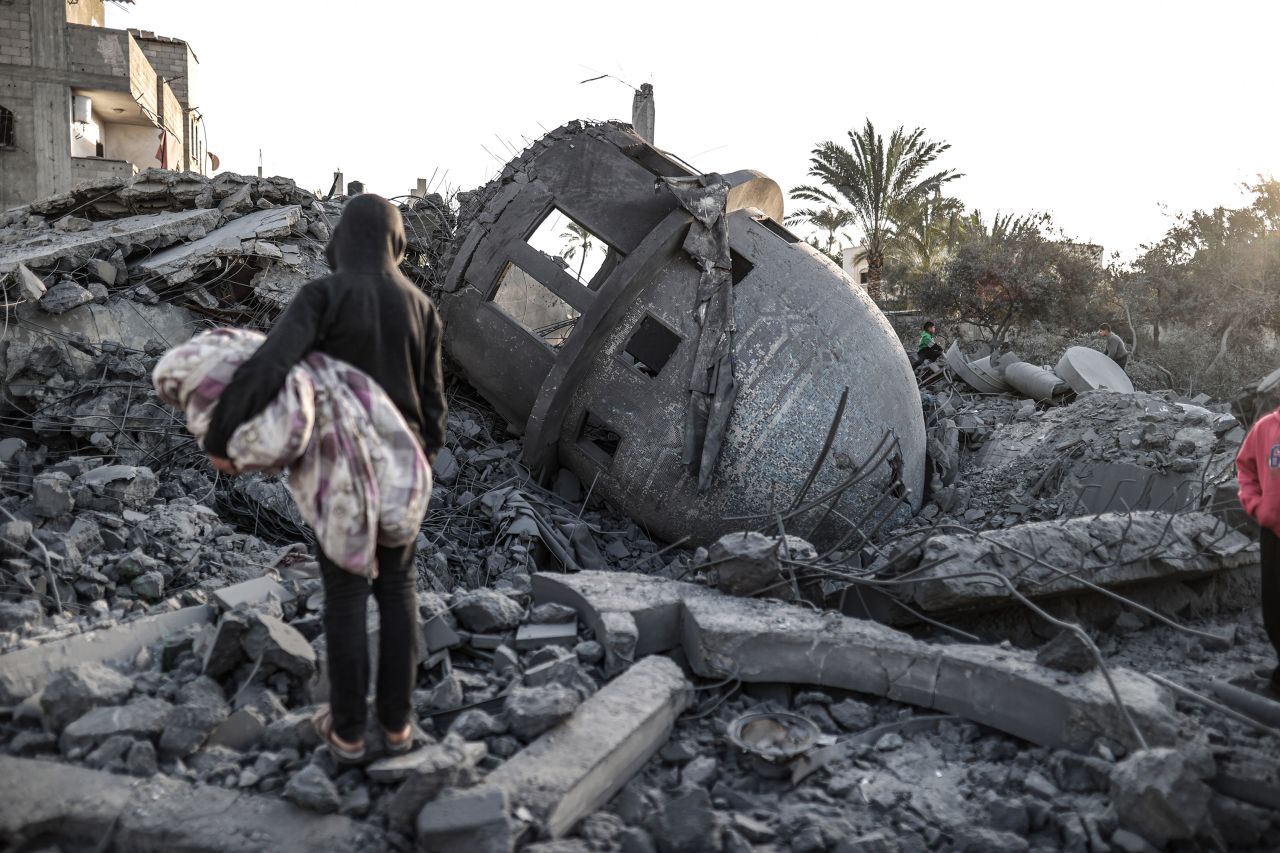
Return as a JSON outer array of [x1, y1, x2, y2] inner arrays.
[[526, 207, 616, 288], [490, 261, 580, 349], [621, 314, 682, 378], [577, 411, 621, 468], [757, 216, 801, 244], [730, 249, 754, 285]]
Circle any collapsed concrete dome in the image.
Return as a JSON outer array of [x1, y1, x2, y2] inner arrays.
[[438, 121, 926, 545]]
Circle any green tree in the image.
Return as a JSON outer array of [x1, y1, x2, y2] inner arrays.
[[791, 119, 960, 301], [1137, 179, 1280, 385], [912, 212, 1101, 345], [784, 206, 855, 264], [887, 192, 966, 279], [559, 221, 595, 281]]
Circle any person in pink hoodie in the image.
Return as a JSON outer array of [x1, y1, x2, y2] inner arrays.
[[1238, 403, 1280, 689]]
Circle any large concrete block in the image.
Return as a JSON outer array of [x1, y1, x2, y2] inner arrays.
[[475, 655, 691, 839], [903, 511, 1256, 614], [0, 605, 212, 703], [534, 571, 1176, 753], [0, 756, 383, 851]]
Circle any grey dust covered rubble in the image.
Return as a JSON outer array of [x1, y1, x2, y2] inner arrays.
[[1, 135, 1279, 853]]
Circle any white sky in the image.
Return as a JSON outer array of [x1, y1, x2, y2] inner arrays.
[[107, 0, 1280, 260]]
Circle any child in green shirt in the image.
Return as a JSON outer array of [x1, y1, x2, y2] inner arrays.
[[918, 321, 943, 363]]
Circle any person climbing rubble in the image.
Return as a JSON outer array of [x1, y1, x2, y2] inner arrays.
[[194, 193, 447, 762], [1238, 395, 1280, 694], [1097, 323, 1130, 369], [918, 321, 944, 364]]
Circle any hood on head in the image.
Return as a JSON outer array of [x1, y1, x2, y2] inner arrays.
[[324, 194, 407, 273]]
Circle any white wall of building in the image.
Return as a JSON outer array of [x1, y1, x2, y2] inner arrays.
[[103, 122, 163, 169]]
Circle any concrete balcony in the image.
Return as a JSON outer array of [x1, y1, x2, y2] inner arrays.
[[71, 156, 136, 186], [64, 25, 157, 125]]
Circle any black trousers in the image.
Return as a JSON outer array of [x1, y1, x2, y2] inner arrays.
[[1263, 527, 1280, 667], [318, 543, 418, 742], [918, 344, 943, 364]]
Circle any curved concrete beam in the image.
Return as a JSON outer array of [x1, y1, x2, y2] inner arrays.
[[723, 169, 784, 222], [532, 571, 1177, 753]]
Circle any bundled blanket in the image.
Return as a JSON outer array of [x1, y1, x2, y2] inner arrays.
[[153, 328, 431, 576]]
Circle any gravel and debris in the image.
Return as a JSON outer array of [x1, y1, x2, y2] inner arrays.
[[1, 169, 1277, 852]]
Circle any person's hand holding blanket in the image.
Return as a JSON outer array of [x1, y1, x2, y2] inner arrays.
[[153, 327, 431, 576]]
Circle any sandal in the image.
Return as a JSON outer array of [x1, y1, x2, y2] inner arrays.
[[312, 706, 367, 764], [383, 723, 415, 756]]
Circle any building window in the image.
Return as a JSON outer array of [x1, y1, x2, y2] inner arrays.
[[490, 261, 580, 348], [756, 216, 802, 244], [577, 411, 621, 469], [730, 249, 754, 285], [526, 207, 620, 289], [621, 314, 682, 378], [0, 106, 15, 150]]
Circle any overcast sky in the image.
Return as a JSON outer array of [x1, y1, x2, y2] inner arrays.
[[108, 0, 1279, 260]]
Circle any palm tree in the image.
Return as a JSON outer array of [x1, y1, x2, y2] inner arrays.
[[888, 191, 966, 277], [785, 206, 855, 263], [791, 120, 960, 301], [960, 210, 1046, 243], [559, 222, 595, 282]]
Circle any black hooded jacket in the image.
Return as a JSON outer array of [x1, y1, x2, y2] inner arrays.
[[203, 194, 447, 464]]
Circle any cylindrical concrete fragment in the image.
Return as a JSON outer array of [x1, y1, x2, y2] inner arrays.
[[945, 342, 994, 394], [437, 121, 925, 546], [966, 355, 1011, 393], [1005, 361, 1071, 403], [1055, 346, 1134, 395]]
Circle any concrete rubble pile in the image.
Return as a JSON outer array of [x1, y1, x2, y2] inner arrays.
[[0, 167, 338, 335], [2, 156, 1279, 849], [917, 389, 1243, 529]]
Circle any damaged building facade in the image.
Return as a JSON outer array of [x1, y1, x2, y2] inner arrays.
[[440, 121, 926, 545], [0, 0, 210, 210]]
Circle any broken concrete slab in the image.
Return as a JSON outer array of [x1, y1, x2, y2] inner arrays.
[[454, 588, 525, 633], [60, 697, 173, 754], [39, 662, 134, 731], [72, 464, 158, 512], [0, 208, 222, 273], [416, 784, 513, 853], [898, 511, 1255, 614], [0, 604, 212, 704], [38, 280, 94, 315], [506, 684, 583, 741], [533, 571, 1177, 753], [704, 531, 813, 599], [206, 707, 268, 752], [159, 703, 229, 758], [0, 298, 193, 376], [0, 755, 382, 851], [386, 734, 487, 834], [1064, 460, 1205, 515], [1109, 748, 1212, 847], [133, 205, 302, 288], [515, 621, 580, 651], [241, 614, 317, 679], [212, 575, 295, 611], [476, 656, 691, 839]]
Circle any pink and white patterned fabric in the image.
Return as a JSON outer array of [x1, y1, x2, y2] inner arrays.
[[153, 328, 431, 576]]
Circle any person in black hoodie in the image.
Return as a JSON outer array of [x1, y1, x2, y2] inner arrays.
[[203, 194, 446, 761]]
